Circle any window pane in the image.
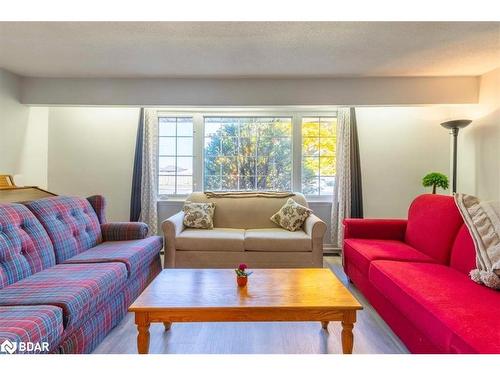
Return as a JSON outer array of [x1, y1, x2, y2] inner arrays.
[[320, 118, 336, 136], [302, 118, 319, 137], [204, 156, 222, 176], [302, 175, 319, 195], [177, 157, 193, 175], [221, 137, 237, 155], [159, 157, 176, 174], [320, 138, 336, 157], [159, 175, 175, 195], [222, 175, 238, 190], [177, 119, 193, 136], [221, 157, 238, 175], [320, 176, 335, 195], [159, 137, 176, 156], [176, 176, 193, 195], [239, 176, 256, 190], [177, 137, 193, 156], [157, 116, 193, 195], [240, 137, 256, 156], [159, 118, 176, 136], [205, 138, 221, 156], [320, 157, 335, 176], [204, 117, 292, 192], [301, 116, 336, 195], [302, 138, 320, 156], [205, 175, 221, 191]]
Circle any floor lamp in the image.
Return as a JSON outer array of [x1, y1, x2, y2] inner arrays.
[[440, 119, 472, 194]]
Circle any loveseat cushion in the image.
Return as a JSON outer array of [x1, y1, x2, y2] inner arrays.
[[64, 236, 163, 277], [176, 228, 245, 252], [404, 194, 464, 264], [0, 305, 63, 353], [0, 263, 127, 332], [25, 196, 102, 263], [344, 238, 435, 275], [0, 204, 56, 289], [369, 260, 500, 353], [244, 228, 312, 252]]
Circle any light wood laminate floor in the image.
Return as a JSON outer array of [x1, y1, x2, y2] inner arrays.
[[93, 256, 408, 354]]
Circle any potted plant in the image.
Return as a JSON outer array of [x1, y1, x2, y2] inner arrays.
[[422, 172, 449, 194], [235, 263, 253, 287]]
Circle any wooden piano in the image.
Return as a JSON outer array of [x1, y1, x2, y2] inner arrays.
[[0, 175, 57, 204]]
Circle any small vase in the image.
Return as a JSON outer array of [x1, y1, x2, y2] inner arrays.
[[237, 276, 248, 287]]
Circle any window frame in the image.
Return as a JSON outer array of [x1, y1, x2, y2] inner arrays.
[[156, 108, 337, 201]]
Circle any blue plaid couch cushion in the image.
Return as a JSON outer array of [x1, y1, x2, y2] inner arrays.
[[25, 196, 103, 263], [0, 305, 63, 354], [64, 236, 163, 277], [0, 263, 127, 332], [0, 204, 56, 289]]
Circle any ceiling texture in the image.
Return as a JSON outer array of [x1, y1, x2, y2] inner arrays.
[[0, 22, 498, 78]]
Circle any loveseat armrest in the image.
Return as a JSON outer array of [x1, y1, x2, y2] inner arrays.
[[161, 211, 185, 268], [304, 214, 327, 267], [101, 222, 149, 241], [343, 218, 407, 241], [304, 214, 327, 240]]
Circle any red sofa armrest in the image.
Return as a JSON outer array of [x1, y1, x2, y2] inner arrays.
[[343, 218, 407, 241], [101, 222, 149, 241]]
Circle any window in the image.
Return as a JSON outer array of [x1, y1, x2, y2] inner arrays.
[[301, 117, 337, 196], [158, 117, 194, 195], [204, 117, 292, 191], [156, 110, 336, 197]]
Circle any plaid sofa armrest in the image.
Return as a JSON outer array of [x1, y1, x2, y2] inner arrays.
[[101, 222, 149, 241]]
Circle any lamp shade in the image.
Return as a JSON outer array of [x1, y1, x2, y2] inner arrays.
[[440, 119, 472, 130]]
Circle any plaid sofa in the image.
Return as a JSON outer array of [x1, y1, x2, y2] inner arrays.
[[0, 196, 162, 354]]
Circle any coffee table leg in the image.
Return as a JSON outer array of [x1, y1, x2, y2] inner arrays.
[[163, 322, 172, 331], [321, 321, 329, 330], [135, 313, 150, 354], [341, 311, 356, 354]]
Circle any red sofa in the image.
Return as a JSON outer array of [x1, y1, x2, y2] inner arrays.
[[343, 194, 500, 354]]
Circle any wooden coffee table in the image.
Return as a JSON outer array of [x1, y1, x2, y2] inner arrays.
[[129, 268, 362, 354]]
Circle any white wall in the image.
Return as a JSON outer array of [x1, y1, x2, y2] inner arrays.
[[47, 107, 140, 221], [0, 69, 48, 188], [458, 68, 500, 200], [21, 76, 479, 106], [357, 107, 451, 218]]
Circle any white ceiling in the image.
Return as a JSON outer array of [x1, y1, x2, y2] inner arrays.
[[0, 22, 499, 78]]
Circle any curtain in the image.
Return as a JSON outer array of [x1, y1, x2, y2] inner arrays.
[[130, 108, 144, 221], [349, 107, 364, 218], [138, 109, 159, 235], [331, 107, 363, 249]]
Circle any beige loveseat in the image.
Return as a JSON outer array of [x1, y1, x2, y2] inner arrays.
[[162, 192, 327, 268]]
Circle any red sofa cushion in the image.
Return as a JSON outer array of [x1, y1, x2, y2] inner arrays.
[[343, 219, 407, 241], [369, 260, 500, 353], [405, 194, 464, 264], [344, 238, 435, 275], [449, 224, 476, 275]]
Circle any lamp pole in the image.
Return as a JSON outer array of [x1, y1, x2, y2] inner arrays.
[[440, 120, 472, 194]]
